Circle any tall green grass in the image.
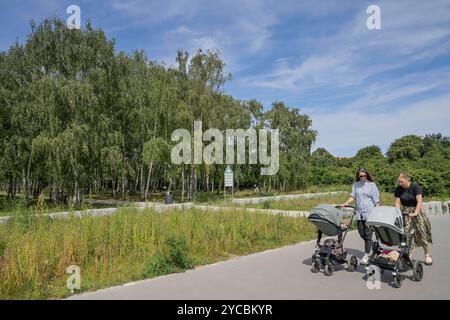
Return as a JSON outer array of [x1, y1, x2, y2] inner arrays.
[[0, 207, 316, 299], [184, 185, 351, 205], [0, 195, 116, 217], [243, 192, 397, 211]]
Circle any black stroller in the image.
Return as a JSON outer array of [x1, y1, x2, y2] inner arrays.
[[308, 205, 358, 276], [365, 206, 423, 288]]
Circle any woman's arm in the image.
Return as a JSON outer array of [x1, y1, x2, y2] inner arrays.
[[342, 196, 354, 206], [395, 197, 401, 209], [411, 194, 423, 217], [343, 183, 356, 206], [372, 184, 380, 207]]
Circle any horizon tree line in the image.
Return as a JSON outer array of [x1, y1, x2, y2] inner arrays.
[[0, 18, 317, 205]]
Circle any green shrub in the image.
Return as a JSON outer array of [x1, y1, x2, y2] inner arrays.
[[0, 238, 6, 257], [262, 200, 272, 209], [408, 168, 445, 196], [144, 255, 174, 277]]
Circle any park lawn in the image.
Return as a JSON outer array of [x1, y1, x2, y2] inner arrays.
[[239, 192, 398, 211], [234, 191, 447, 211], [0, 196, 117, 217], [0, 185, 350, 216], [194, 184, 350, 205], [0, 207, 317, 299]]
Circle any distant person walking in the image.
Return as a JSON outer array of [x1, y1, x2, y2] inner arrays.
[[394, 173, 433, 265], [253, 180, 260, 194], [342, 168, 380, 264]]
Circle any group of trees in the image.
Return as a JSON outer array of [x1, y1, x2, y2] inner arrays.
[[309, 134, 450, 196], [0, 18, 316, 205], [1, 18, 447, 206]]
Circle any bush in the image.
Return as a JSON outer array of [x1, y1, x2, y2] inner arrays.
[[143, 235, 193, 277], [408, 168, 445, 196], [262, 200, 272, 209], [0, 238, 6, 257], [144, 255, 174, 276], [165, 236, 193, 270]]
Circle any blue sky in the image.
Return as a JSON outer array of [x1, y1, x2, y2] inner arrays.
[[1, 0, 450, 156]]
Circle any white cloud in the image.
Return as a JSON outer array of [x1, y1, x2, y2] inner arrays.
[[105, 0, 450, 156], [170, 26, 193, 35], [242, 52, 352, 90], [109, 0, 279, 73], [111, 0, 205, 23], [311, 94, 450, 156], [243, 0, 450, 91]]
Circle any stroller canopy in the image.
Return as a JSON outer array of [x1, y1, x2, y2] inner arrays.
[[308, 204, 344, 236], [366, 206, 404, 246], [366, 206, 403, 233]]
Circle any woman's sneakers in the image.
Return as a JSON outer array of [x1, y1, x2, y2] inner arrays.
[[360, 253, 370, 265], [425, 254, 433, 265]]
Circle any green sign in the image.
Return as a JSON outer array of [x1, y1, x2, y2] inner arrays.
[[224, 165, 233, 187]]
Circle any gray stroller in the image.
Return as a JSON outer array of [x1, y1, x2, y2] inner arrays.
[[365, 206, 424, 288], [308, 204, 358, 276]]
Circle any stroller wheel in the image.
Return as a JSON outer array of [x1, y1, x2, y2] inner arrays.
[[393, 275, 402, 288], [311, 261, 321, 273], [413, 260, 423, 281], [324, 262, 334, 276], [311, 254, 320, 273], [347, 255, 358, 272]]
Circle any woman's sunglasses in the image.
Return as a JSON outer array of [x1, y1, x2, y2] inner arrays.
[[359, 174, 367, 178]]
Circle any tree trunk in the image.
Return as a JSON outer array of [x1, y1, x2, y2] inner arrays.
[[139, 163, 144, 199], [22, 166, 30, 206], [112, 180, 116, 198], [145, 162, 153, 200], [72, 180, 80, 206], [7, 174, 13, 198], [193, 168, 197, 200], [181, 168, 185, 202], [13, 177, 17, 198]]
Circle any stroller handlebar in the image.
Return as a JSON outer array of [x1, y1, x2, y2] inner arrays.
[[335, 204, 356, 210]]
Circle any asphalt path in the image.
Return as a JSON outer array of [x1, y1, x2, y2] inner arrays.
[[69, 215, 450, 300]]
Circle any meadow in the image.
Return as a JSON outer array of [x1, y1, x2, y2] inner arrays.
[[1, 188, 446, 299], [0, 194, 118, 217], [0, 207, 316, 299], [236, 192, 397, 211]]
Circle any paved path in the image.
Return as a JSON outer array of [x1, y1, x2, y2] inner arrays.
[[69, 215, 450, 300]]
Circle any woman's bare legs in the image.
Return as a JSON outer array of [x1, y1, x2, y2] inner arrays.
[[423, 243, 432, 265]]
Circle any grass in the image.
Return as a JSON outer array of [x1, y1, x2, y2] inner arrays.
[[239, 192, 398, 211], [0, 186, 447, 299], [0, 195, 117, 217], [0, 207, 317, 299], [0, 186, 349, 216], [175, 184, 351, 205], [233, 191, 447, 212]]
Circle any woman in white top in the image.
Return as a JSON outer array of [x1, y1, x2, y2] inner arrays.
[[343, 168, 380, 264]]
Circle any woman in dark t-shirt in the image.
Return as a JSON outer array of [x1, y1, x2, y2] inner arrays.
[[394, 173, 433, 265]]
